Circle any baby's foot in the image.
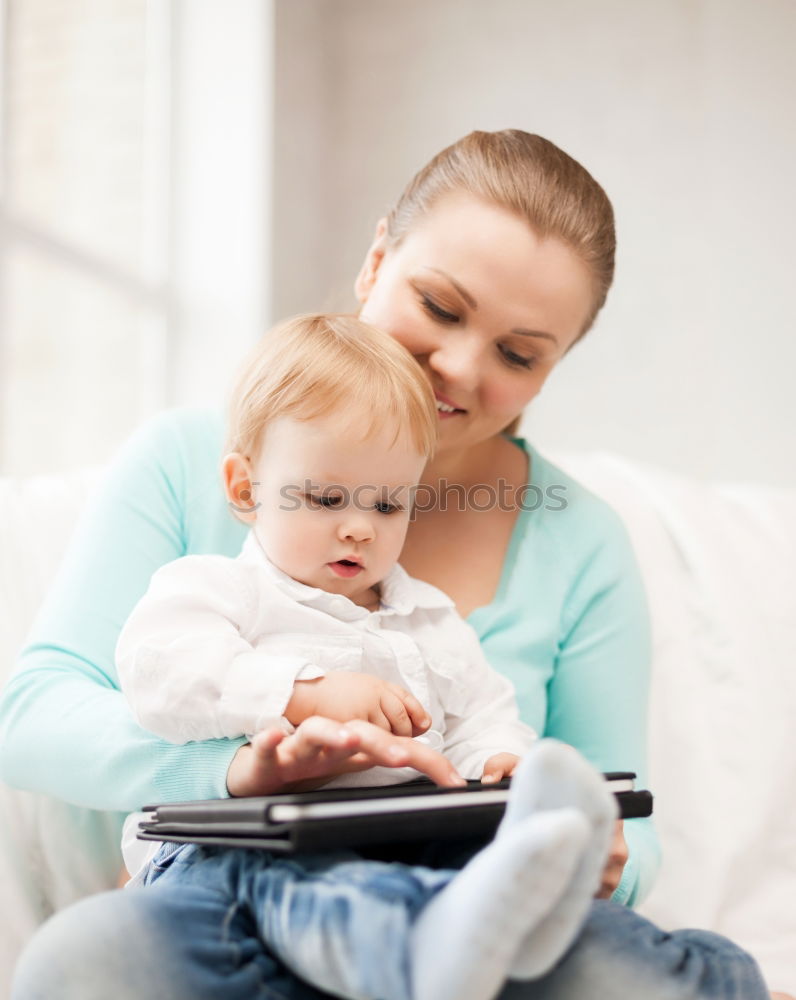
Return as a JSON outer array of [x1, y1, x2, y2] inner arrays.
[[410, 807, 589, 1000], [501, 740, 617, 979]]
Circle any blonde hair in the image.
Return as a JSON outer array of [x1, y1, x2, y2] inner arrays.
[[386, 130, 615, 341], [226, 313, 437, 460]]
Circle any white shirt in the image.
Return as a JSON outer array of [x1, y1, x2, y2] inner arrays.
[[118, 533, 536, 875]]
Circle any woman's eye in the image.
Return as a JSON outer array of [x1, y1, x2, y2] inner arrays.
[[499, 345, 536, 370], [421, 294, 460, 324]]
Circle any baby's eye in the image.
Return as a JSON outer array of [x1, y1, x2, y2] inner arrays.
[[306, 493, 343, 509], [374, 501, 401, 515]]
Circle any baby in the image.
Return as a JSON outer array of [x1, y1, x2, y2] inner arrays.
[[117, 314, 616, 1000]]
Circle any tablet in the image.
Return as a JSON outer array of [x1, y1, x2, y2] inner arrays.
[[138, 773, 652, 854]]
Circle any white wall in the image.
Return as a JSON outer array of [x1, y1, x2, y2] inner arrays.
[[272, 0, 796, 486]]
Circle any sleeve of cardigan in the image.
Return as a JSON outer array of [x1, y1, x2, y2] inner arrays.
[[545, 505, 661, 906], [0, 411, 245, 811]]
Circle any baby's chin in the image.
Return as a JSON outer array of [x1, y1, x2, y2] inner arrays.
[[323, 569, 382, 610]]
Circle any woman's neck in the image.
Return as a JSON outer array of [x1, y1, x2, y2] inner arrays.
[[420, 434, 513, 489]]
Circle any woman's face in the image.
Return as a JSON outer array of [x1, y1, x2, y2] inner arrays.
[[356, 193, 595, 457]]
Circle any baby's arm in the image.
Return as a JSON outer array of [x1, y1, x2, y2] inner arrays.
[[116, 555, 313, 742], [118, 557, 431, 743], [432, 621, 536, 779], [285, 672, 430, 738]]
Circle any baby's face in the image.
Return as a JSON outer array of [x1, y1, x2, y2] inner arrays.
[[249, 415, 426, 606]]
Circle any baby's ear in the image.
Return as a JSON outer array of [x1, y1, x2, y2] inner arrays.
[[222, 452, 258, 523]]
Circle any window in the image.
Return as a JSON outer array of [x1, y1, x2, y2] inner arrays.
[[0, 0, 270, 476]]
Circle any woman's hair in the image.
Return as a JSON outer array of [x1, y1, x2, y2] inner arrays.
[[226, 313, 438, 460], [385, 129, 616, 341]]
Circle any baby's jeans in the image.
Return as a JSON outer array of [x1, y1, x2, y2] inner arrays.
[[12, 840, 769, 1000]]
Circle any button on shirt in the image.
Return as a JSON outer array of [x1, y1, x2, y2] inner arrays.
[[116, 532, 536, 784]]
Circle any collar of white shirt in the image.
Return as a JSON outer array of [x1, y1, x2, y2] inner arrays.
[[239, 532, 454, 622]]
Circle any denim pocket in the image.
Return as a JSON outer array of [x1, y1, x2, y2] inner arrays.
[[143, 841, 190, 885]]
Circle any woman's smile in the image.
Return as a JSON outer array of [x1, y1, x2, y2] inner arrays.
[[434, 389, 467, 418]]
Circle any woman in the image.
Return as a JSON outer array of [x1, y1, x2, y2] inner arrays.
[[2, 130, 770, 998]]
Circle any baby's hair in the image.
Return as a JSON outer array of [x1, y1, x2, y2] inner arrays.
[[226, 313, 438, 460]]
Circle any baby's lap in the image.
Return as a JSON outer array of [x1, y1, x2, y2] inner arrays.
[[147, 842, 365, 888], [147, 841, 457, 902]]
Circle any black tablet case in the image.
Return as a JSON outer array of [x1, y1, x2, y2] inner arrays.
[[138, 774, 653, 854]]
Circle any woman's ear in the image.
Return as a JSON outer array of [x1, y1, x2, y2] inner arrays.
[[222, 452, 258, 523], [354, 217, 389, 304]]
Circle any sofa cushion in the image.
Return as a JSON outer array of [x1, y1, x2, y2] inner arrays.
[[556, 452, 796, 993]]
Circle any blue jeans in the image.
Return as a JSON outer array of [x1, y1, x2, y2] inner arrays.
[[13, 840, 769, 1000]]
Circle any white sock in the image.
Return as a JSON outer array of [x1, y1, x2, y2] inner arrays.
[[502, 740, 618, 980], [410, 808, 590, 1000]]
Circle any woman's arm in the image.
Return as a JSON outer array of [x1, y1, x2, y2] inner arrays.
[[546, 505, 661, 906], [0, 410, 245, 811]]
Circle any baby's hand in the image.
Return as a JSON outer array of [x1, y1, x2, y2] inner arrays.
[[480, 752, 520, 784], [285, 672, 431, 738], [227, 719, 465, 798]]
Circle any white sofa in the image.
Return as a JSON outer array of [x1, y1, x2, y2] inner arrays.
[[1, 455, 795, 997]]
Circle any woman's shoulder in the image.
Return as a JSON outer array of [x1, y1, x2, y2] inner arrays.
[[111, 406, 224, 492], [103, 406, 240, 554], [509, 438, 649, 634], [124, 406, 224, 465], [516, 438, 631, 549]]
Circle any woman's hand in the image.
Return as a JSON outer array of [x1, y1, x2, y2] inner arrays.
[[226, 716, 466, 798], [595, 820, 629, 898]]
